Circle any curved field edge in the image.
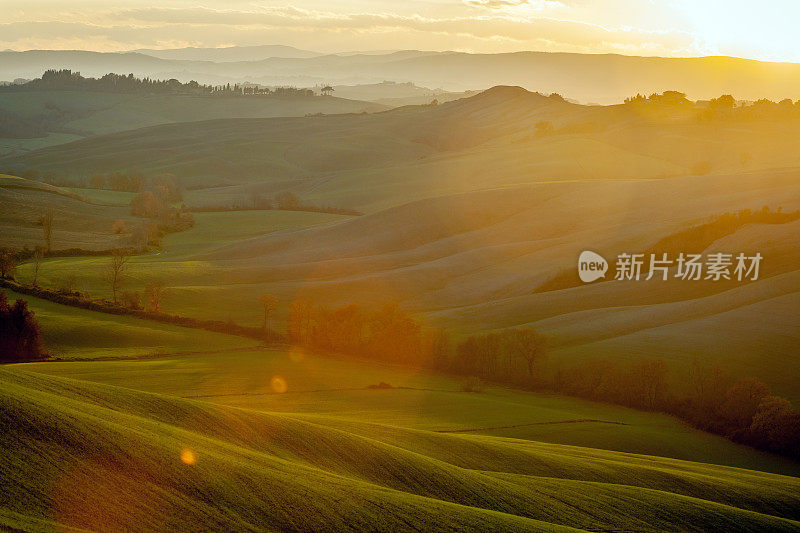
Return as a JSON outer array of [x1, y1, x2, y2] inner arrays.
[[1, 289, 257, 360], [1, 368, 799, 532]]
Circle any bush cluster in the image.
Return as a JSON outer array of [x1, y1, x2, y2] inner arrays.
[[0, 291, 45, 362]]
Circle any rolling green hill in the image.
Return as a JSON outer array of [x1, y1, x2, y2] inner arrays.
[[5, 87, 799, 403], [330, 81, 479, 106], [14, 172, 798, 400], [0, 174, 135, 250], [6, 257, 796, 478], [0, 91, 387, 156], [4, 86, 798, 201], [21, 346, 800, 477], [1, 84, 799, 531], [2, 367, 799, 532], [2, 289, 256, 360]]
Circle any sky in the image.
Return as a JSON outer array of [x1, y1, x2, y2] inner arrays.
[[1, 1, 799, 62]]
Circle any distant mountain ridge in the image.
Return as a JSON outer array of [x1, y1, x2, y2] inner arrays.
[[1, 48, 800, 103], [134, 44, 322, 62]]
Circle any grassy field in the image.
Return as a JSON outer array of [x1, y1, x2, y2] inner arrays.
[[5, 88, 799, 402], [14, 174, 799, 401], [6, 87, 800, 195], [14, 209, 352, 320], [0, 175, 135, 250], [9, 250, 798, 475], [0, 132, 84, 157], [0, 91, 388, 156], [21, 346, 800, 477], [65, 187, 136, 206], [3, 289, 256, 360], [161, 209, 351, 254], [2, 366, 800, 532], [1, 87, 798, 531]]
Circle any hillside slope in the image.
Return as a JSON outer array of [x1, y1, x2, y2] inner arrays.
[[0, 175, 135, 249], [5, 86, 798, 200], [0, 91, 387, 156], [6, 87, 800, 401], [25, 345, 800, 476], [1, 289, 255, 360], [2, 367, 799, 532]]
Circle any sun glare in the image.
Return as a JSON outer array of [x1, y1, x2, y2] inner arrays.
[[270, 375, 288, 394], [674, 0, 800, 62], [180, 449, 196, 466]]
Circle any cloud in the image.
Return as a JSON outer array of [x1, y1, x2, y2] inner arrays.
[[110, 6, 694, 48], [463, 0, 564, 10], [0, 5, 701, 58]]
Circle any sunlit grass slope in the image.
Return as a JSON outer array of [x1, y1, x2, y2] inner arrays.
[[5, 86, 800, 408], [64, 187, 135, 206], [0, 174, 134, 249], [25, 348, 800, 477], [14, 209, 352, 320], [5, 86, 800, 200], [2, 367, 799, 532], [4, 289, 255, 360], [15, 171, 799, 402]]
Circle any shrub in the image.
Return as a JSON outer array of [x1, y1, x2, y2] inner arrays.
[[460, 376, 484, 393], [0, 291, 46, 362], [275, 191, 300, 210], [0, 248, 19, 279], [120, 290, 142, 310]]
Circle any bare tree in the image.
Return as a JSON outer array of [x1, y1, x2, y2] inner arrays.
[[630, 358, 669, 410], [428, 328, 450, 370], [39, 210, 54, 252], [130, 221, 157, 251], [31, 247, 45, 286], [247, 183, 270, 209], [106, 249, 131, 302], [145, 281, 168, 312], [260, 293, 279, 334], [509, 328, 547, 380], [288, 299, 313, 343]]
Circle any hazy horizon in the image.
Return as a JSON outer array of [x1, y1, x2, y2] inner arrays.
[[6, 45, 800, 66], [3, 1, 799, 63]]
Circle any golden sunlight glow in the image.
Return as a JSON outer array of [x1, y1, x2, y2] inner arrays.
[[270, 376, 288, 394], [673, 0, 800, 62], [3, 1, 799, 62], [180, 449, 197, 466]]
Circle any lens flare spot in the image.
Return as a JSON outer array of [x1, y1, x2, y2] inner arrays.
[[180, 449, 196, 465], [270, 375, 288, 393]]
